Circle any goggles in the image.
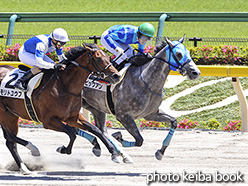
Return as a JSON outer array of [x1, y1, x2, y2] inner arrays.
[[56, 41, 66, 47], [52, 39, 67, 48], [140, 35, 152, 43]]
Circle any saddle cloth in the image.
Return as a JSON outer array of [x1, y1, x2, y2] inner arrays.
[[84, 63, 131, 115], [84, 63, 131, 92], [0, 68, 44, 122], [0, 68, 43, 99]]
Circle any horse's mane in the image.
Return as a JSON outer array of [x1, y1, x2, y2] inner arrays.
[[154, 40, 167, 55], [65, 43, 98, 61]]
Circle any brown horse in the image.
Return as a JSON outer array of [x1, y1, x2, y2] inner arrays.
[[0, 43, 121, 174]]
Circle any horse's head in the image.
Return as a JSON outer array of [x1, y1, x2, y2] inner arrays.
[[157, 36, 201, 80], [77, 43, 121, 84]]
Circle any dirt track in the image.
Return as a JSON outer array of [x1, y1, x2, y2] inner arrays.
[[0, 127, 247, 186]]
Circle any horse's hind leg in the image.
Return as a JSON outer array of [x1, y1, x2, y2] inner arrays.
[[4, 133, 30, 174], [0, 113, 39, 174], [144, 109, 177, 160]]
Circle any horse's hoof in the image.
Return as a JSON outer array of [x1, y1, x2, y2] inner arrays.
[[92, 148, 101, 157], [111, 154, 121, 163], [92, 139, 101, 157], [20, 163, 31, 175], [56, 145, 71, 154], [155, 149, 163, 160], [112, 132, 123, 143], [56, 146, 64, 153], [121, 152, 134, 164], [26, 142, 40, 156]]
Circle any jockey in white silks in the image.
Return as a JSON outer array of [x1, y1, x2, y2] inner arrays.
[[14, 28, 69, 91], [101, 22, 155, 68]]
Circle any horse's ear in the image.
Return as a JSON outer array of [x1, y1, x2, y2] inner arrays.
[[179, 35, 186, 44], [165, 37, 174, 48], [83, 44, 92, 52]]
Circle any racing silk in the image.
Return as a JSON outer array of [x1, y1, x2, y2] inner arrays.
[[104, 25, 145, 53], [23, 34, 65, 69]]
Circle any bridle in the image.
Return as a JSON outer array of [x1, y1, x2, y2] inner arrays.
[[56, 48, 113, 97], [70, 48, 112, 79], [140, 42, 191, 97], [153, 43, 191, 76]]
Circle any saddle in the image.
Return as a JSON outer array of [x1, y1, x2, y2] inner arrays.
[[0, 65, 44, 122], [114, 54, 152, 71]]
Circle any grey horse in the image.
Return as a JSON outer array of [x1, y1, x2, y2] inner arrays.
[[81, 36, 201, 162]]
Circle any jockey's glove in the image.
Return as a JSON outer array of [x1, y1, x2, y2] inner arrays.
[[115, 46, 124, 56], [54, 63, 66, 70], [145, 52, 153, 58]]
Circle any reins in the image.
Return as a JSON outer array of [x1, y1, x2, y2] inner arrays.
[[35, 48, 113, 98], [153, 44, 191, 75]]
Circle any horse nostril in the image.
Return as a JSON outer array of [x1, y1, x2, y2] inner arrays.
[[113, 73, 121, 79], [192, 71, 200, 76]]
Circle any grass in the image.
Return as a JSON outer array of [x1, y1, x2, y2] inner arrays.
[[102, 76, 247, 129], [176, 100, 242, 129], [171, 77, 248, 110], [0, 0, 248, 37]]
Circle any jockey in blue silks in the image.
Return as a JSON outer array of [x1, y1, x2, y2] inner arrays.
[[14, 28, 69, 91], [101, 23, 155, 67]]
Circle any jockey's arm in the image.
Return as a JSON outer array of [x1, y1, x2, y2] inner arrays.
[[103, 34, 118, 51], [36, 56, 55, 69], [35, 42, 56, 69], [56, 48, 67, 62]]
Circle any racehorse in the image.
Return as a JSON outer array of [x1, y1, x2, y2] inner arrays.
[[81, 36, 201, 162], [0, 43, 121, 174]]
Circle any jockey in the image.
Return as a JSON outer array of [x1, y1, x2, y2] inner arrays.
[[14, 28, 69, 91], [101, 22, 155, 68]]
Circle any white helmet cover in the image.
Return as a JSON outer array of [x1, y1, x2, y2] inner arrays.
[[50, 28, 69, 42]]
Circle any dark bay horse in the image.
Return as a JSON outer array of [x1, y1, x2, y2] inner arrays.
[[0, 43, 121, 174], [81, 37, 201, 162]]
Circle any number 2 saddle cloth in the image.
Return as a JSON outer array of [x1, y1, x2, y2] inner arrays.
[[0, 68, 43, 122]]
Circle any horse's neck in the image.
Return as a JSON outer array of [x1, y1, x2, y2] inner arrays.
[[141, 48, 170, 92], [59, 65, 90, 95]]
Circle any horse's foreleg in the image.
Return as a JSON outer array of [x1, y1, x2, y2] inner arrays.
[[144, 109, 177, 160], [68, 113, 120, 163], [82, 105, 133, 163], [113, 114, 143, 147], [75, 128, 101, 157], [43, 118, 76, 155], [108, 136, 134, 163]]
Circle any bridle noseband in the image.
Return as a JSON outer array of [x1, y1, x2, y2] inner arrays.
[[70, 49, 113, 79], [154, 43, 191, 76]]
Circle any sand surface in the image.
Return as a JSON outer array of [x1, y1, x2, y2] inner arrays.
[[0, 127, 247, 186]]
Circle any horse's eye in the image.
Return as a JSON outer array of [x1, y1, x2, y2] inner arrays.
[[176, 52, 183, 60]]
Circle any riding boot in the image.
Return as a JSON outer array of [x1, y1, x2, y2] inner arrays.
[[13, 70, 34, 91]]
